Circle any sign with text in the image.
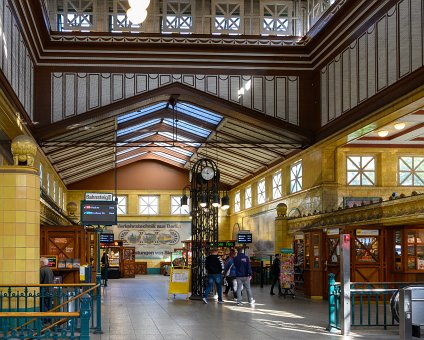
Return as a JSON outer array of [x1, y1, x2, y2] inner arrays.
[[237, 233, 252, 244], [41, 255, 58, 269], [100, 233, 114, 244], [80, 201, 117, 225], [85, 192, 113, 201], [110, 222, 191, 260]]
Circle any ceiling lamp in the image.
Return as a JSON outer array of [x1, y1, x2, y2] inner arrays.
[[180, 194, 188, 209], [394, 122, 406, 130], [129, 0, 150, 7], [127, 0, 150, 24], [377, 130, 389, 137], [221, 194, 230, 210], [199, 192, 207, 208], [212, 190, 221, 208]]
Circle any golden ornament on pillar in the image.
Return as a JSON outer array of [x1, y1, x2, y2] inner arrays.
[[10, 135, 37, 167], [67, 201, 77, 216], [276, 203, 287, 217]]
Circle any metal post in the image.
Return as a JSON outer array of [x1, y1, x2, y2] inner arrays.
[[340, 234, 351, 336], [80, 294, 91, 340], [94, 226, 103, 334], [327, 273, 336, 331], [399, 288, 412, 340]]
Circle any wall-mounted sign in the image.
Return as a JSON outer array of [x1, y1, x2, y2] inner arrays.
[[327, 228, 340, 236], [85, 192, 113, 201], [356, 229, 379, 236], [100, 233, 114, 244], [294, 233, 304, 240], [237, 233, 252, 244], [80, 201, 117, 226], [209, 241, 236, 248], [238, 230, 251, 234]]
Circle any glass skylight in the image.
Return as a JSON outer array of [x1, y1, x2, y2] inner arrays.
[[117, 119, 161, 136], [176, 102, 223, 124], [116, 151, 147, 163], [118, 102, 167, 124], [163, 118, 211, 137]]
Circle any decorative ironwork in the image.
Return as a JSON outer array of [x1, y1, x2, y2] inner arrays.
[[189, 158, 220, 299]]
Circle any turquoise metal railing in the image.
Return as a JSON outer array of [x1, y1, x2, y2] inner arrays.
[[327, 274, 424, 332], [0, 284, 98, 339]]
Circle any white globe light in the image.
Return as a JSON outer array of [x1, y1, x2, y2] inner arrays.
[[128, 0, 150, 9], [127, 7, 148, 24]]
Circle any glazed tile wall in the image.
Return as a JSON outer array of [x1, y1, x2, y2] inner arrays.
[[0, 167, 40, 285]]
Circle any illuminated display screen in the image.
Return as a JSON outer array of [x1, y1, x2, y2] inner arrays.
[[99, 233, 114, 244], [237, 233, 252, 244], [80, 201, 117, 226]]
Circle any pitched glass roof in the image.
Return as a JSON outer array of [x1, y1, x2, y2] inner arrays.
[[175, 103, 223, 124], [155, 142, 193, 156], [153, 151, 187, 164], [117, 119, 161, 136], [158, 132, 201, 147], [163, 118, 211, 138], [116, 151, 147, 163], [117, 102, 167, 124]]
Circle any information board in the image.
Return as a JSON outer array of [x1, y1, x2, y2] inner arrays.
[[237, 233, 252, 244], [168, 267, 191, 300], [80, 201, 117, 225], [100, 233, 114, 244]]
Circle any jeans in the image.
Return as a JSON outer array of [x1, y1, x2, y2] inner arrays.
[[270, 274, 282, 294], [203, 274, 223, 302], [236, 277, 253, 304]]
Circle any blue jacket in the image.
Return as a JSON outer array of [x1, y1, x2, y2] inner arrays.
[[224, 258, 237, 277], [233, 253, 252, 277]]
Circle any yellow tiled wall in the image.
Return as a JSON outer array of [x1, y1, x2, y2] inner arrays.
[[0, 167, 40, 285]]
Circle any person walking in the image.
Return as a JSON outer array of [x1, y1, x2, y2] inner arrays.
[[233, 247, 255, 306], [223, 250, 238, 299], [203, 248, 224, 304], [270, 253, 283, 296], [40, 257, 54, 323], [101, 251, 109, 286]]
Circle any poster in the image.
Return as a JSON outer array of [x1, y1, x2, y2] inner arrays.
[[110, 222, 191, 260], [242, 210, 275, 257], [280, 252, 295, 289]]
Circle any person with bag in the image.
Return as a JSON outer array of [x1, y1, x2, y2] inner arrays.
[[223, 250, 238, 299], [270, 253, 283, 296]]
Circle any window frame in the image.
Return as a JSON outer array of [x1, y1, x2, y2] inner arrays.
[[245, 186, 252, 209], [398, 156, 424, 186], [272, 170, 282, 199], [234, 191, 241, 212], [346, 155, 376, 186], [257, 178, 266, 204], [290, 160, 302, 193], [138, 195, 159, 215], [171, 195, 190, 215], [115, 195, 128, 215]]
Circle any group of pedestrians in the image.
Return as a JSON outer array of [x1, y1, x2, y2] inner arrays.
[[203, 247, 255, 306]]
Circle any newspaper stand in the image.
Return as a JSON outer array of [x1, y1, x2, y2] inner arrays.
[[168, 266, 191, 300]]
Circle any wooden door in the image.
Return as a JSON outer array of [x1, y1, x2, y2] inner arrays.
[[323, 235, 340, 299], [121, 247, 136, 278], [351, 229, 385, 283]]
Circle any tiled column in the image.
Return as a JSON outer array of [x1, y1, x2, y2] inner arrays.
[[0, 166, 40, 285], [275, 216, 291, 251]]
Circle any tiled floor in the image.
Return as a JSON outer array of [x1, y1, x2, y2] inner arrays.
[[91, 275, 399, 340]]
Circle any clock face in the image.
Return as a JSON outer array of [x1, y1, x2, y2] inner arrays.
[[201, 166, 214, 180]]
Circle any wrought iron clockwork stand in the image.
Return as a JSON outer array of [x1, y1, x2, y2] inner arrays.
[[189, 158, 220, 300]]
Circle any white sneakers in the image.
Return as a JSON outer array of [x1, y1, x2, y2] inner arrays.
[[249, 299, 255, 305], [202, 297, 208, 304]]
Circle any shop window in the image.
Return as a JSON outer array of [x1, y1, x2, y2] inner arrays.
[[234, 191, 240, 212], [290, 160, 302, 193], [355, 237, 379, 262], [347, 156, 375, 186], [139, 195, 159, 215], [407, 230, 424, 270], [257, 178, 266, 204], [115, 195, 127, 215], [245, 186, 252, 209], [312, 233, 320, 269], [171, 195, 189, 215], [399, 156, 424, 186], [272, 170, 282, 199], [327, 238, 340, 263], [304, 233, 310, 269], [394, 230, 402, 271]]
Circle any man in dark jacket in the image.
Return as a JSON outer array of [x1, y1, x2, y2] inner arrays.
[[203, 248, 224, 304], [40, 257, 54, 322], [233, 247, 255, 306], [270, 253, 283, 295]]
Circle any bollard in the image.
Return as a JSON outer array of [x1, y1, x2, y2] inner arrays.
[[80, 294, 91, 340], [327, 273, 337, 332]]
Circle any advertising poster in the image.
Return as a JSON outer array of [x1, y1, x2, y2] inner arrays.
[[243, 210, 275, 257], [111, 222, 191, 260]]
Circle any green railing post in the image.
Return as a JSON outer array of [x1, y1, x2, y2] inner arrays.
[[327, 273, 337, 332], [94, 226, 103, 334], [80, 294, 91, 340]]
